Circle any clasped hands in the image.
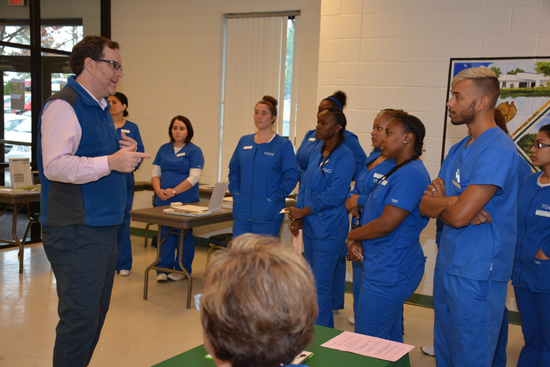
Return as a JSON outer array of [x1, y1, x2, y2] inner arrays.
[[288, 207, 304, 237], [155, 187, 178, 202]]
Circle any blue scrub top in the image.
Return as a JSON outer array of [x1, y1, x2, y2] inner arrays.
[[297, 143, 355, 240], [296, 129, 366, 181], [228, 134, 298, 222], [116, 120, 144, 185], [350, 148, 396, 210], [153, 142, 204, 206], [436, 127, 519, 282], [361, 160, 430, 285], [512, 172, 550, 293]]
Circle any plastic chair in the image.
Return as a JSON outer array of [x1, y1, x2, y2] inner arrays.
[[205, 233, 233, 270]]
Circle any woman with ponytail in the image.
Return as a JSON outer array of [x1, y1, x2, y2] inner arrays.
[[288, 107, 355, 328], [296, 90, 366, 181], [347, 114, 430, 342], [229, 95, 298, 237]]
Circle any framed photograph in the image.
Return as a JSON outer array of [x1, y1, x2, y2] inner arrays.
[[443, 57, 550, 171]]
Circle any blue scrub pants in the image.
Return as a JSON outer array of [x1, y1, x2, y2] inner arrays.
[[233, 218, 283, 238], [116, 181, 134, 271], [42, 225, 118, 367], [492, 307, 508, 367], [156, 227, 195, 275], [355, 262, 423, 342], [303, 226, 347, 328], [331, 245, 346, 311], [514, 286, 550, 367], [352, 261, 362, 316], [433, 268, 507, 367]]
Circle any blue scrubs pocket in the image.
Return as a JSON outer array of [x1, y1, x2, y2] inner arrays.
[[533, 257, 550, 293]]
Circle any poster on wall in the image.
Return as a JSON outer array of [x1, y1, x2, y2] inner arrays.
[[443, 57, 550, 171]]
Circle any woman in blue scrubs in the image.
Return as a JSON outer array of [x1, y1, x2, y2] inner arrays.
[[295, 91, 367, 315], [345, 109, 408, 325], [107, 92, 144, 276], [512, 124, 550, 367], [296, 90, 366, 180], [228, 95, 298, 237], [288, 107, 355, 328], [347, 114, 429, 342], [152, 115, 204, 282]]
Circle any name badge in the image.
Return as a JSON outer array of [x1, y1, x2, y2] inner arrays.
[[308, 137, 316, 141], [380, 180, 388, 186], [177, 152, 186, 157], [452, 179, 461, 189], [121, 129, 130, 133], [243, 146, 253, 150], [535, 210, 550, 218], [373, 173, 384, 179]]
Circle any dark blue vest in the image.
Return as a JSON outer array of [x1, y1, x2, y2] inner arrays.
[[37, 76, 125, 226]]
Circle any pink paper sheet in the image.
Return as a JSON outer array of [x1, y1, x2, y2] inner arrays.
[[321, 331, 414, 362]]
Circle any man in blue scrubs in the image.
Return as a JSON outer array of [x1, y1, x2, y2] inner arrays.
[[420, 67, 519, 367]]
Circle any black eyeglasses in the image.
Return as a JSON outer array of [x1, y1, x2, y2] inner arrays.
[[531, 142, 550, 149], [92, 58, 123, 71]]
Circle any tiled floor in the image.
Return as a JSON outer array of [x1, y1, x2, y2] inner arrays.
[[1, 238, 524, 366]]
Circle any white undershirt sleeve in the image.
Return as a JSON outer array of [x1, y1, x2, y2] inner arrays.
[[186, 168, 202, 186], [152, 164, 161, 178]]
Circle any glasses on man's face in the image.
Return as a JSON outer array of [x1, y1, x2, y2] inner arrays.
[[531, 142, 550, 150], [92, 58, 123, 71]]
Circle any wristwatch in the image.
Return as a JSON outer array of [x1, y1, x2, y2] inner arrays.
[[172, 189, 177, 195]]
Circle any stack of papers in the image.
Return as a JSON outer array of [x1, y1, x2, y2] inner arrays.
[[163, 205, 212, 217]]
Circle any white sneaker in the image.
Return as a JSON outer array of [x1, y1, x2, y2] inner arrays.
[[348, 316, 355, 325], [157, 273, 168, 282], [119, 270, 130, 276], [168, 273, 187, 281], [421, 345, 435, 357]]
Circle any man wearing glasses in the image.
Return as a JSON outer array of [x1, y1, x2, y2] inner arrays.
[[37, 35, 150, 367], [420, 67, 520, 367]]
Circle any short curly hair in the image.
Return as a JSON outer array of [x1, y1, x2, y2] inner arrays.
[[201, 234, 318, 367], [70, 35, 120, 76]]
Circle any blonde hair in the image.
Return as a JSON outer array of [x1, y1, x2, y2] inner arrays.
[[200, 234, 318, 367], [451, 67, 500, 106]]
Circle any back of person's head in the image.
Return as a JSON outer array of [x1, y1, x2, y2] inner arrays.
[[200, 234, 318, 367], [70, 35, 120, 76], [451, 67, 500, 107]]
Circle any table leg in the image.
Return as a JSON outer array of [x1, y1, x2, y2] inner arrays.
[[11, 203, 24, 274], [143, 225, 164, 300], [143, 226, 192, 308], [177, 229, 192, 309]]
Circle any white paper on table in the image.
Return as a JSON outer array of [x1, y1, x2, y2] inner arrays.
[[292, 229, 302, 255], [9, 158, 33, 188], [321, 331, 414, 362], [172, 205, 209, 212]]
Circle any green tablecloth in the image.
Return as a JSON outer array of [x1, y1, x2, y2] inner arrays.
[[153, 325, 411, 367]]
